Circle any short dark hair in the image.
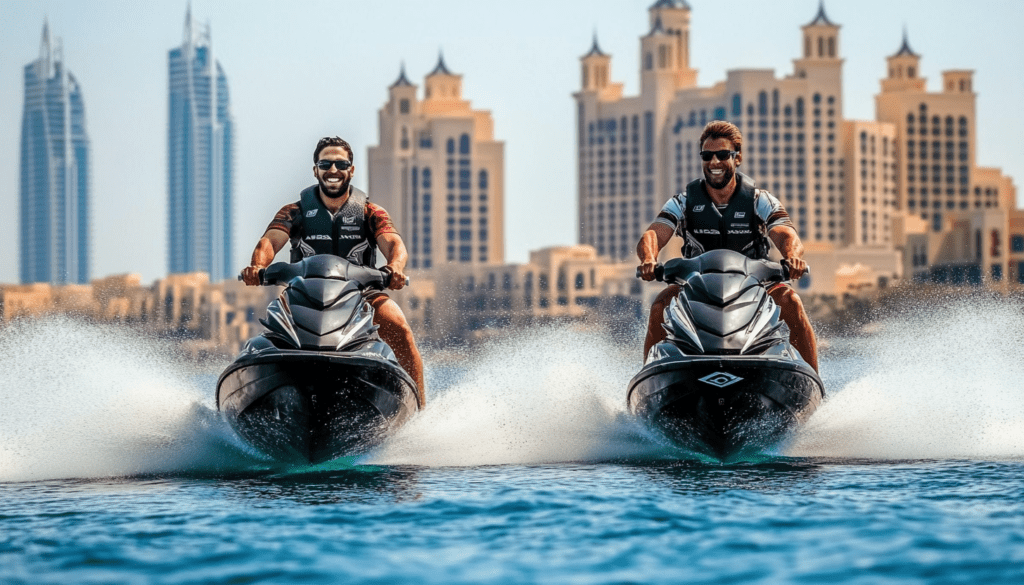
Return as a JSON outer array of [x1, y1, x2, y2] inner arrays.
[[698, 121, 743, 153], [313, 136, 354, 163]]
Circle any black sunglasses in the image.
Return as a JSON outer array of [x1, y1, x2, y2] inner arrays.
[[316, 159, 352, 171], [699, 150, 738, 162]]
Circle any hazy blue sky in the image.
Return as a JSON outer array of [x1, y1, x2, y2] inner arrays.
[[2, 0, 1021, 284]]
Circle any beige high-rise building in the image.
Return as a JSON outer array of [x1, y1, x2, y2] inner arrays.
[[876, 33, 984, 231], [368, 56, 504, 269], [576, 2, 875, 257]]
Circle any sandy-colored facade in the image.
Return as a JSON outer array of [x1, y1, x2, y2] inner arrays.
[[0, 274, 276, 357], [368, 56, 504, 270], [572, 1, 1020, 298]]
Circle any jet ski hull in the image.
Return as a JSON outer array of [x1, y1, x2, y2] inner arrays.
[[217, 351, 418, 464], [628, 356, 823, 460]]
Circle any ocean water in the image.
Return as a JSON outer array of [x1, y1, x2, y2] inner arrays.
[[1, 298, 1023, 584]]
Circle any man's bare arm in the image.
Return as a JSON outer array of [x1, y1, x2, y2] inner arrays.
[[768, 225, 808, 280], [241, 229, 289, 285], [636, 223, 675, 281], [376, 232, 409, 290]]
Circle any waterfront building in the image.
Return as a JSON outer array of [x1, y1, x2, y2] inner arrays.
[[874, 32, 1011, 232], [368, 56, 505, 269], [575, 2, 890, 256], [19, 21, 90, 285], [167, 6, 234, 282]]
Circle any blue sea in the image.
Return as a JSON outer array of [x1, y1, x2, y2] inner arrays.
[[2, 298, 1023, 584]]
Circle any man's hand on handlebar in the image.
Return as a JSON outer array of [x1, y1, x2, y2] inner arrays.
[[385, 264, 407, 290], [781, 257, 808, 280], [241, 265, 264, 286], [638, 260, 658, 282]]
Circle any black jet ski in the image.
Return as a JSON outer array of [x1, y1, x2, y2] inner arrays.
[[627, 249, 824, 460], [217, 255, 419, 464]]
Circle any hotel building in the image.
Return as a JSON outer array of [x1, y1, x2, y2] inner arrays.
[[368, 56, 505, 269]]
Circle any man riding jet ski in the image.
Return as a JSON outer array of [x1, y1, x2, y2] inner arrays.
[[632, 121, 823, 458], [221, 136, 423, 463], [636, 120, 818, 371], [218, 256, 419, 463], [627, 251, 824, 459]]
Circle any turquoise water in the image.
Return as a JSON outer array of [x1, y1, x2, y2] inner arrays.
[[2, 299, 1023, 584]]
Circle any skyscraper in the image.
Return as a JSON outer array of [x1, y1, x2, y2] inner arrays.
[[369, 56, 505, 269], [19, 21, 90, 285], [167, 5, 234, 281]]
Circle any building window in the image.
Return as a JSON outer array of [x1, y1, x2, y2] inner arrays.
[[1012, 235, 1024, 253], [459, 134, 470, 155], [399, 98, 410, 114], [446, 138, 455, 154]]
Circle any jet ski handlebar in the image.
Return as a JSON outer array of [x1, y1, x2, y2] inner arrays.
[[636, 253, 809, 285], [238, 255, 407, 289]]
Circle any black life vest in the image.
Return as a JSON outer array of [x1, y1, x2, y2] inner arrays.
[[682, 172, 771, 260], [289, 185, 377, 266]]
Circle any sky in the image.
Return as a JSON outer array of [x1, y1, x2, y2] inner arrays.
[[1, 0, 1022, 285]]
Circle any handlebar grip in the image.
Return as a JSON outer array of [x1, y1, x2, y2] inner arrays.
[[636, 264, 665, 282], [238, 269, 267, 284]]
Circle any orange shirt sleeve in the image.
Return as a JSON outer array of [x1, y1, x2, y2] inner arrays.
[[366, 202, 399, 239]]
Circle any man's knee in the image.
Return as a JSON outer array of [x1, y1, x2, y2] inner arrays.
[[374, 300, 413, 338], [649, 286, 679, 322]]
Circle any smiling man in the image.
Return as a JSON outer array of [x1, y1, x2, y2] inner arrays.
[[636, 121, 818, 371], [241, 136, 426, 405]]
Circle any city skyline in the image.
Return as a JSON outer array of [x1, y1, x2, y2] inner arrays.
[[1, 0, 1021, 285]]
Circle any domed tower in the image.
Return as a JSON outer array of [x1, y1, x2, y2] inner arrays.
[[881, 29, 926, 93], [382, 63, 418, 154], [424, 52, 461, 102], [646, 0, 697, 88], [793, 0, 843, 83], [580, 33, 610, 93]]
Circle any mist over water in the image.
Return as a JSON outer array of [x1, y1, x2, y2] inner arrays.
[[0, 317, 264, 482], [790, 295, 1024, 459], [1, 296, 1022, 482]]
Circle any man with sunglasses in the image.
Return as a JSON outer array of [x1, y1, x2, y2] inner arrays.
[[636, 120, 818, 372], [241, 136, 426, 406]]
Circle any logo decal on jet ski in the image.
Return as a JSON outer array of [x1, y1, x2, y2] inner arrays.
[[698, 372, 744, 388]]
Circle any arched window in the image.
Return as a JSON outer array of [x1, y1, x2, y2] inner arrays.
[[758, 91, 768, 116], [399, 98, 410, 114], [459, 133, 470, 154], [817, 36, 824, 57], [828, 37, 836, 57], [478, 170, 488, 190], [575, 273, 585, 290], [446, 138, 455, 154], [644, 52, 653, 70], [732, 93, 742, 116]]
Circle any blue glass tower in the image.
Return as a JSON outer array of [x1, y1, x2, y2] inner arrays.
[[167, 6, 234, 281], [19, 21, 90, 285]]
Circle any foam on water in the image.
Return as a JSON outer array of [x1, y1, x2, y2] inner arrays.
[[2, 296, 1022, 481], [0, 317, 266, 482], [367, 324, 665, 466], [790, 296, 1024, 459]]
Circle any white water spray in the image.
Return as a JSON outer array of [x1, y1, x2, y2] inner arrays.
[[368, 324, 661, 466], [2, 296, 1021, 481], [790, 296, 1024, 459], [0, 317, 263, 482]]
